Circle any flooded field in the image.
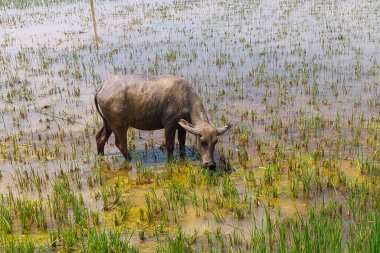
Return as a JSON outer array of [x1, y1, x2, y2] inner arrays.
[[0, 0, 379, 251]]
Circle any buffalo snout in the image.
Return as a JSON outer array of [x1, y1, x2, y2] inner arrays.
[[203, 161, 216, 170]]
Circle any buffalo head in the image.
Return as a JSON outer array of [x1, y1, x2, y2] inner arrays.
[[178, 119, 230, 169]]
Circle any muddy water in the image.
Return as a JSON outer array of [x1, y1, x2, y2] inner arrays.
[[0, 0, 379, 250]]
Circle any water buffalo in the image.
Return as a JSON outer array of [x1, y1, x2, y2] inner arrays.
[[94, 74, 230, 169]]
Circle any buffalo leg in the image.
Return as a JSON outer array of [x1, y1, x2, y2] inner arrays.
[[95, 123, 112, 155], [165, 127, 176, 161], [114, 129, 132, 160], [178, 126, 186, 158]]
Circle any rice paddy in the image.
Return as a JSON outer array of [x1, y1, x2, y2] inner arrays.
[[0, 0, 379, 252]]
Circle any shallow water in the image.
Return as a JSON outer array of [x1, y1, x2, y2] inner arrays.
[[0, 0, 379, 250]]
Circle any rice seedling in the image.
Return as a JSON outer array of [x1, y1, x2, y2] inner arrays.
[[61, 227, 76, 252], [0, 205, 12, 234]]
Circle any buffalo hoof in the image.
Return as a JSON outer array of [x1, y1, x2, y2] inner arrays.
[[122, 152, 132, 161], [97, 146, 105, 156]]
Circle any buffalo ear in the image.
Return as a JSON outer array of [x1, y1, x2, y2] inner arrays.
[[178, 119, 202, 135], [216, 123, 231, 136]]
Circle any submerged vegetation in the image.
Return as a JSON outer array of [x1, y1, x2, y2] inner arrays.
[[0, 0, 379, 251], [0, 0, 80, 9]]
